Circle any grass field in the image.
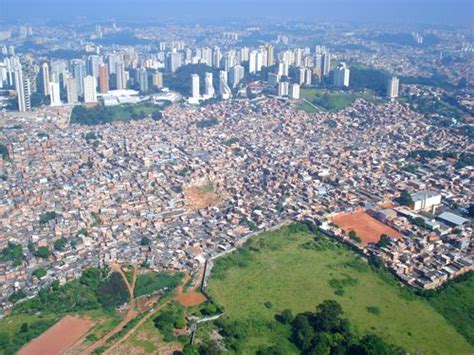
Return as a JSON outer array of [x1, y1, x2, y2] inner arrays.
[[206, 225, 473, 354], [299, 88, 383, 113]]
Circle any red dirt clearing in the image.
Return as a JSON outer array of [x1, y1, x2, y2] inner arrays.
[[19, 316, 94, 355], [175, 291, 207, 307], [331, 210, 401, 246]]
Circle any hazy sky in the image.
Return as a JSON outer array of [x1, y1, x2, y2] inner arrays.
[[1, 0, 472, 26]]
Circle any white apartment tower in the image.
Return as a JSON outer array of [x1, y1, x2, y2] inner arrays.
[[333, 62, 350, 87], [387, 76, 400, 99], [83, 75, 97, 103], [191, 74, 200, 99]]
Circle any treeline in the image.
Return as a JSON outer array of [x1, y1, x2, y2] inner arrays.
[[12, 267, 129, 315], [70, 103, 161, 125]]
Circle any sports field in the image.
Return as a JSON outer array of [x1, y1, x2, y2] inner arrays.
[[331, 210, 401, 245], [18, 316, 94, 355], [206, 225, 472, 354]]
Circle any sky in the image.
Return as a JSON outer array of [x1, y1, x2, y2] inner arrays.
[[0, 0, 472, 26]]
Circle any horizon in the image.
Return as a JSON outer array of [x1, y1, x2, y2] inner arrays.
[[1, 0, 473, 26]]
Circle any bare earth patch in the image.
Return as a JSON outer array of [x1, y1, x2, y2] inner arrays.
[[19, 316, 94, 355], [175, 291, 207, 307], [184, 180, 224, 209], [331, 210, 401, 246]]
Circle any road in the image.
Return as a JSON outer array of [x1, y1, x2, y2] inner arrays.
[[85, 264, 138, 354], [103, 273, 191, 354]]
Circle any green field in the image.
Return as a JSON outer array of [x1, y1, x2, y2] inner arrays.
[[299, 88, 383, 112], [206, 225, 473, 354], [70, 101, 162, 125]]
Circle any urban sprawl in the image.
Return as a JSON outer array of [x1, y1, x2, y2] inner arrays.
[[0, 22, 473, 316]]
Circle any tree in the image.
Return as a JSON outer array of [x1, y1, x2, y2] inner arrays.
[[140, 236, 151, 246], [20, 323, 29, 333], [275, 309, 294, 324], [33, 268, 47, 279], [350, 333, 403, 355], [182, 343, 199, 355], [292, 314, 316, 351], [54, 238, 68, 251], [377, 234, 391, 248], [151, 110, 162, 121], [468, 204, 474, 218], [34, 246, 51, 259], [348, 230, 361, 243], [396, 190, 413, 206]]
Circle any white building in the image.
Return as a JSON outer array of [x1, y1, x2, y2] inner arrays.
[[333, 62, 350, 87], [229, 65, 244, 87], [39, 62, 50, 96], [387, 76, 400, 99], [191, 74, 200, 99], [278, 81, 289, 97], [410, 191, 442, 212], [49, 81, 62, 107], [14, 69, 31, 112], [116, 62, 127, 90], [219, 71, 232, 100], [65, 76, 78, 104], [83, 75, 97, 103], [249, 50, 258, 74], [290, 83, 300, 99], [204, 72, 215, 98]]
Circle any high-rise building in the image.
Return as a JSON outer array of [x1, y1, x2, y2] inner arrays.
[[39, 62, 50, 96], [49, 81, 62, 106], [333, 62, 350, 88], [387, 76, 400, 99], [298, 67, 306, 85], [249, 50, 258, 74], [108, 54, 122, 75], [14, 68, 31, 112], [267, 45, 275, 67], [87, 55, 102, 78], [256, 50, 266, 72], [290, 83, 300, 99], [201, 47, 212, 66], [204, 72, 215, 98], [229, 65, 245, 87], [219, 71, 232, 100], [65, 75, 78, 104], [268, 72, 280, 86], [99, 64, 109, 93], [239, 47, 250, 62], [212, 47, 222, 68], [72, 59, 86, 97], [167, 51, 182, 73], [83, 75, 97, 103], [322, 53, 332, 76], [152, 71, 163, 89], [139, 68, 149, 93], [191, 73, 200, 99], [278, 81, 289, 97], [116, 62, 127, 90]]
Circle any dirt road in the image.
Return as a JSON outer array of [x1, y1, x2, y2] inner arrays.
[[85, 264, 138, 354]]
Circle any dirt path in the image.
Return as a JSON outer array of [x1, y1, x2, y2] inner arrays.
[[104, 273, 191, 355], [85, 264, 138, 354]]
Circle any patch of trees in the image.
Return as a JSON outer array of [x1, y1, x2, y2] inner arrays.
[[153, 302, 186, 342], [373, 33, 439, 47], [349, 66, 390, 95], [282, 300, 404, 354], [70, 103, 158, 126], [0, 143, 9, 160], [395, 190, 413, 206], [196, 117, 219, 129], [0, 317, 57, 355], [11, 267, 129, 314], [134, 272, 183, 298], [39, 211, 57, 224], [53, 237, 68, 251], [164, 64, 220, 97], [1, 242, 24, 266], [348, 230, 361, 243]]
